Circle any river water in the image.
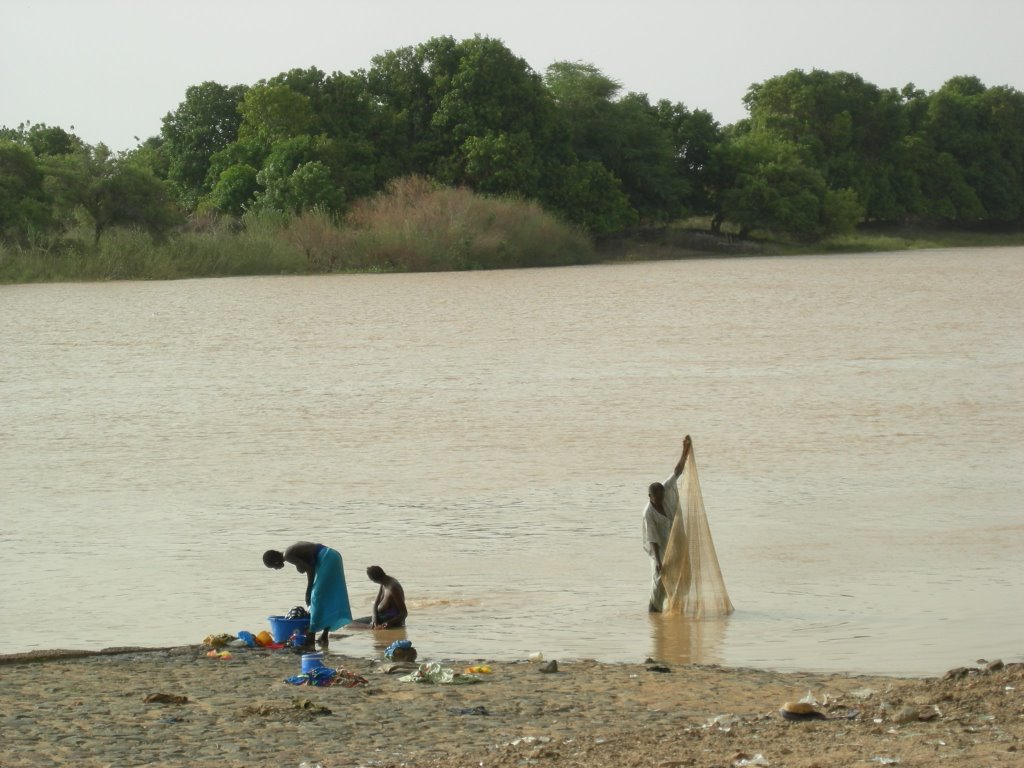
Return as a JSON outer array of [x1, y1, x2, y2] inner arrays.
[[2, 248, 1022, 676]]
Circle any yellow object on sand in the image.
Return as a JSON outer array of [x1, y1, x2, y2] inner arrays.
[[255, 630, 275, 647]]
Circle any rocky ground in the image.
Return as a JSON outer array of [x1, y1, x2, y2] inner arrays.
[[0, 645, 1020, 767]]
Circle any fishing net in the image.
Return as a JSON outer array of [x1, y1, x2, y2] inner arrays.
[[659, 446, 734, 617]]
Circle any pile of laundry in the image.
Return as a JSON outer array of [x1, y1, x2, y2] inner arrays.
[[202, 630, 285, 650], [285, 666, 368, 688]]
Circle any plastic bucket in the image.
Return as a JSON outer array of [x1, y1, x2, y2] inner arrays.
[[301, 652, 325, 674], [267, 615, 310, 643]]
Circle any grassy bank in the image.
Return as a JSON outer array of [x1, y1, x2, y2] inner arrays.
[[2, 185, 1022, 284], [0, 178, 594, 284], [597, 220, 1024, 263]]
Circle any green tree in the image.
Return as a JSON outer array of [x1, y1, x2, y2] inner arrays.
[[430, 36, 567, 196], [461, 130, 540, 195], [924, 77, 1024, 222], [743, 69, 910, 222], [42, 144, 181, 242], [365, 38, 460, 177], [237, 83, 316, 148], [161, 81, 248, 209], [0, 140, 51, 241], [250, 136, 345, 214], [205, 163, 259, 216], [545, 62, 686, 223], [24, 123, 84, 157], [717, 131, 861, 240], [654, 101, 723, 216], [542, 159, 637, 234]]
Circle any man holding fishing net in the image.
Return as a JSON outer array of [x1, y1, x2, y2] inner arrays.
[[642, 435, 734, 617]]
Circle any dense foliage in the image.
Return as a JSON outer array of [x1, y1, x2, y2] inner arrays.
[[2, 34, 1023, 278]]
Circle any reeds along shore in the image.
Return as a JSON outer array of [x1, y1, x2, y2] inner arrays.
[[4, 184, 1024, 285], [0, 644, 1020, 768]]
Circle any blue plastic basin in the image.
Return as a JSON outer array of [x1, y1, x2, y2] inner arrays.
[[267, 615, 310, 643]]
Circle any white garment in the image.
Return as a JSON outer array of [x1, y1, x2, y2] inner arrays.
[[642, 472, 680, 608], [642, 472, 680, 559]]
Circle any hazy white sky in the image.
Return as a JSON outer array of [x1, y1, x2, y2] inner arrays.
[[3, 0, 1023, 151]]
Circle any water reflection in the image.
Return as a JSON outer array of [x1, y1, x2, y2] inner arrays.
[[649, 614, 729, 665], [369, 626, 409, 653]]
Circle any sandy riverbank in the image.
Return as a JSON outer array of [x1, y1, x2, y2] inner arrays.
[[1, 644, 1020, 767]]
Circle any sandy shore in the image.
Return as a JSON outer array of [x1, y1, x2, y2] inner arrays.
[[1, 643, 1020, 767]]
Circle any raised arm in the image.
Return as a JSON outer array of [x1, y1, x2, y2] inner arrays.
[[673, 435, 692, 477]]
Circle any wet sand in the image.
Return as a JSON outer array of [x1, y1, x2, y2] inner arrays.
[[1, 644, 1020, 767]]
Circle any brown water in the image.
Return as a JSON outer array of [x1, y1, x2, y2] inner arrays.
[[2, 248, 1022, 675]]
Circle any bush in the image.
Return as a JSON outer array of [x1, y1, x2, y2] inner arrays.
[[333, 176, 593, 272]]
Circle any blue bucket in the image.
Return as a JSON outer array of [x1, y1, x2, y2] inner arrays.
[[301, 652, 325, 674], [267, 615, 310, 643]]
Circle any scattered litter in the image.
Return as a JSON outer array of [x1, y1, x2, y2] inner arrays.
[[384, 639, 418, 662], [205, 650, 233, 660], [849, 687, 877, 700], [286, 666, 368, 688], [871, 758, 899, 765], [203, 633, 235, 648], [506, 736, 551, 747], [464, 665, 492, 674], [399, 662, 481, 685], [705, 714, 741, 730], [528, 652, 544, 662], [733, 753, 769, 767], [890, 706, 919, 724], [779, 701, 825, 721], [236, 631, 257, 647]]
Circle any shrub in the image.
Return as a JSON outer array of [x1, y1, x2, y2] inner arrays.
[[333, 175, 593, 272]]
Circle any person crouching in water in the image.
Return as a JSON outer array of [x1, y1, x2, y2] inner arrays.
[[366, 565, 408, 629], [263, 541, 353, 648]]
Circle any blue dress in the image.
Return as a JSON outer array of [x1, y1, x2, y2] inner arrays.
[[309, 546, 353, 632]]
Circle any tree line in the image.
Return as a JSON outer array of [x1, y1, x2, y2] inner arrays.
[[2, 34, 1023, 250]]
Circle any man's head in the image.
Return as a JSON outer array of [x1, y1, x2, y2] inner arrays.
[[648, 482, 665, 505], [366, 565, 386, 583], [263, 549, 285, 569]]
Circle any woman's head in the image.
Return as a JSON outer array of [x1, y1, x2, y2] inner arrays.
[[263, 549, 285, 569]]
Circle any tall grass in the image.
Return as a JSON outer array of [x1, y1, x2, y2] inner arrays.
[[0, 178, 593, 283], [0, 217, 306, 283], [4, 183, 1021, 285], [330, 176, 594, 272]]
